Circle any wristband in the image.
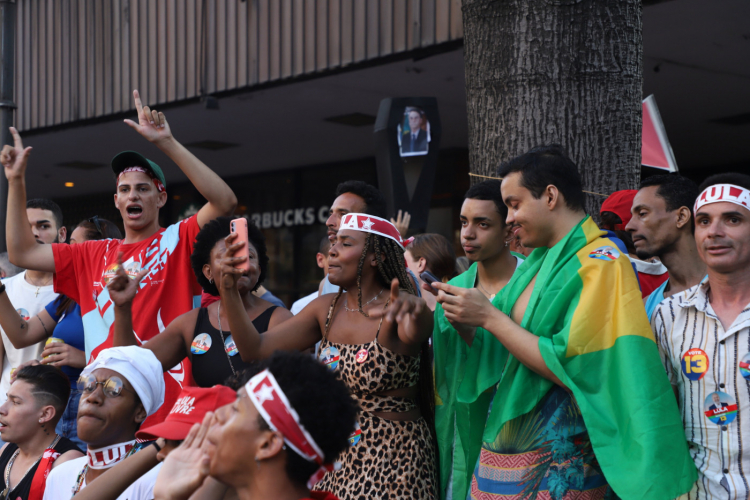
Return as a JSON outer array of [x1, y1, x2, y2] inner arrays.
[[151, 440, 162, 452]]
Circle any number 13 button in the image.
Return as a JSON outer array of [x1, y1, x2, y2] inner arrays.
[[682, 348, 709, 381]]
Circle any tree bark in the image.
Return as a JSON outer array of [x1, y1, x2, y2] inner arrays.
[[462, 0, 642, 214]]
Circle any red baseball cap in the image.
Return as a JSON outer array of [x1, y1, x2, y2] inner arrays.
[[600, 189, 637, 230], [136, 385, 236, 441]]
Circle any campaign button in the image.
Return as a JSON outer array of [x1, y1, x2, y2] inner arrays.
[[224, 335, 238, 356], [191, 333, 212, 355], [740, 353, 750, 380], [356, 348, 369, 364], [704, 391, 738, 426], [319, 346, 341, 371], [16, 308, 29, 321], [682, 348, 709, 381], [348, 422, 362, 446]]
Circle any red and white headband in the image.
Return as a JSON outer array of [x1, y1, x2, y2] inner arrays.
[[117, 166, 165, 193], [245, 369, 339, 488], [694, 184, 750, 214], [340, 213, 404, 249]]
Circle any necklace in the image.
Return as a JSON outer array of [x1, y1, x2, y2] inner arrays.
[[26, 273, 53, 298], [344, 288, 385, 313], [217, 302, 237, 376], [2, 434, 60, 497], [477, 279, 500, 301]]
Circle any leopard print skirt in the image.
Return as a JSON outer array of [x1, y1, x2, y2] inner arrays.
[[314, 411, 437, 499]]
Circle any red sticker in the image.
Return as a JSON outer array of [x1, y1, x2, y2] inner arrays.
[[356, 349, 369, 364]]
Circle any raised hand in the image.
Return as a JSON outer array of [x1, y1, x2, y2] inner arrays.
[[123, 89, 174, 144], [107, 253, 149, 307], [218, 232, 251, 291], [390, 210, 412, 236], [370, 278, 428, 344], [153, 412, 213, 500], [1, 127, 32, 180]]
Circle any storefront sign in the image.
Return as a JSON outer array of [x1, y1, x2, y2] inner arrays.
[[249, 206, 329, 229]]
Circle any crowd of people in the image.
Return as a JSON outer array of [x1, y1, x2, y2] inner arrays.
[[0, 89, 745, 500]]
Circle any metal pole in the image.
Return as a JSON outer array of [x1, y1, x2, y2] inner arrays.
[[0, 0, 16, 253]]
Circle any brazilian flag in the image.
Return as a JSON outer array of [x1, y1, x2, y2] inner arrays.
[[434, 216, 696, 500]]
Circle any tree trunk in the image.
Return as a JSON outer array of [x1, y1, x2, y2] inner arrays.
[[462, 0, 642, 214]]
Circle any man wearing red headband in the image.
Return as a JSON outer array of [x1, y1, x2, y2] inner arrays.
[[152, 351, 358, 500], [2, 90, 237, 428], [652, 172, 750, 498]]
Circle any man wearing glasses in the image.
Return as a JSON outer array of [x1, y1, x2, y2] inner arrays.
[[42, 346, 165, 500], [1, 90, 237, 428]]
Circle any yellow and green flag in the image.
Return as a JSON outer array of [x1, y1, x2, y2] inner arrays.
[[435, 216, 696, 500]]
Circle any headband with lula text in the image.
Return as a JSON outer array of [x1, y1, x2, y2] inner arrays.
[[339, 213, 404, 249], [117, 166, 165, 193], [694, 184, 750, 214]]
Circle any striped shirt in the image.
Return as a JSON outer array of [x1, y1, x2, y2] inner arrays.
[[652, 279, 750, 498]]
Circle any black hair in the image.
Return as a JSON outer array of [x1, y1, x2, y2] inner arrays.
[[698, 172, 750, 194], [318, 236, 331, 255], [335, 181, 387, 218], [599, 212, 636, 254], [26, 198, 64, 230], [496, 144, 586, 212], [191, 217, 269, 296], [234, 351, 359, 489], [15, 365, 70, 422], [55, 217, 124, 318], [464, 180, 507, 222], [640, 174, 701, 233]]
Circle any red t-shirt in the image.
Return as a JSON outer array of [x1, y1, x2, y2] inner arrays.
[[52, 215, 202, 427], [306, 493, 339, 500]]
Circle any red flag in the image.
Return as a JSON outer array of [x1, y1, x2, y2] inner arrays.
[[642, 95, 678, 172]]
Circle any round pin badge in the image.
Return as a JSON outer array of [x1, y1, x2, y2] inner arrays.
[[704, 391, 738, 426], [16, 308, 29, 321], [682, 348, 709, 381], [740, 353, 750, 380], [224, 335, 239, 357], [348, 422, 362, 446], [191, 333, 212, 355], [355, 348, 369, 364], [319, 346, 341, 371]]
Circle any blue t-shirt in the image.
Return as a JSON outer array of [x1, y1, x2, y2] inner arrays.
[[44, 300, 86, 385], [645, 279, 669, 322]]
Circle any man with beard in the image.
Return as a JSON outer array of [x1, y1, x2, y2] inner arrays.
[[2, 90, 237, 427], [42, 346, 165, 500], [625, 174, 705, 319], [0, 199, 65, 409], [431, 180, 522, 500], [651, 173, 750, 497]]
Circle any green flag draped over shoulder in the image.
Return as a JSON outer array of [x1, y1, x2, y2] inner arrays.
[[452, 216, 695, 499]]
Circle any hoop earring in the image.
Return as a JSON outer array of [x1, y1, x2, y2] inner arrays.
[[209, 278, 214, 284]]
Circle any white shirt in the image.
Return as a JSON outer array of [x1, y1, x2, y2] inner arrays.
[[0, 272, 57, 404], [291, 291, 317, 315], [652, 280, 750, 498], [42, 456, 161, 500]]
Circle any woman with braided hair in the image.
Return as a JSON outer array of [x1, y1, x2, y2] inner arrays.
[[216, 213, 436, 500]]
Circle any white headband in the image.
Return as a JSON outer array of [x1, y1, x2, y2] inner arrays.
[[694, 184, 750, 214]]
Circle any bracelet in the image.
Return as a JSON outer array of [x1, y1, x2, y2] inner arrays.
[[37, 316, 50, 336], [0, 283, 5, 295], [151, 440, 162, 452]]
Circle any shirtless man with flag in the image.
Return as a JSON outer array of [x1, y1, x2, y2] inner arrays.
[[432, 145, 696, 500]]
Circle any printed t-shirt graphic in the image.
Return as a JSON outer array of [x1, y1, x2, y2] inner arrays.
[[51, 215, 202, 427]]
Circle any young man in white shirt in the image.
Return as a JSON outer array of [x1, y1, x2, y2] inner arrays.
[[42, 346, 165, 500], [0, 199, 65, 406], [652, 172, 750, 497]]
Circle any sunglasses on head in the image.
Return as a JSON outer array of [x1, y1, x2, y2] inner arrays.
[[88, 215, 103, 236], [77, 373, 135, 398]]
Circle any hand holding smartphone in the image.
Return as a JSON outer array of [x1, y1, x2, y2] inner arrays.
[[420, 271, 440, 292], [230, 218, 250, 272]]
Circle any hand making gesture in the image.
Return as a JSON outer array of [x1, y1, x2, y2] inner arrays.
[[371, 278, 431, 345], [217, 232, 252, 293], [1, 127, 32, 181], [123, 89, 174, 144], [153, 412, 214, 500], [106, 253, 150, 308]]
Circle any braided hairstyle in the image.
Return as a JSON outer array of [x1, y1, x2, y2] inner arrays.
[[330, 233, 436, 445]]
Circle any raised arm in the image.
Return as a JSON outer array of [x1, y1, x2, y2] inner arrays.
[[2, 128, 55, 272], [0, 289, 54, 348], [108, 257, 189, 370], [123, 90, 237, 228], [219, 234, 322, 360], [372, 278, 434, 346]]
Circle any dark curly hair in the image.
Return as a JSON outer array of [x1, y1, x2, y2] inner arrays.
[[191, 216, 269, 296], [231, 351, 359, 489]]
